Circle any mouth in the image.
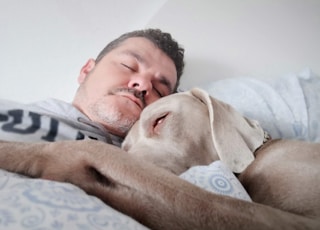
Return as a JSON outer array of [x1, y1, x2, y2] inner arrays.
[[124, 95, 143, 109], [121, 94, 144, 110], [153, 113, 169, 134], [109, 88, 146, 110]]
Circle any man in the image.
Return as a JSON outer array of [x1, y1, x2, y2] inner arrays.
[[0, 28, 187, 229], [0, 28, 184, 144]]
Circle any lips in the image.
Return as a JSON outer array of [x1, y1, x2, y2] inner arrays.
[[153, 113, 168, 134], [120, 94, 144, 109]]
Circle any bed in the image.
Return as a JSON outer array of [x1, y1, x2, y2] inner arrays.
[[0, 68, 319, 229]]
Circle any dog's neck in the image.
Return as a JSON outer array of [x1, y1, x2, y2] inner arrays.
[[234, 131, 272, 177], [254, 131, 272, 157]]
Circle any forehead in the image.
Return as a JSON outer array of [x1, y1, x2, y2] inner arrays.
[[117, 37, 157, 50], [109, 37, 177, 84], [113, 37, 172, 64]]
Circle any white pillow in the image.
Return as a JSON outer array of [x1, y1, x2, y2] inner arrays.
[[0, 169, 148, 230], [202, 68, 320, 142], [180, 161, 251, 201]]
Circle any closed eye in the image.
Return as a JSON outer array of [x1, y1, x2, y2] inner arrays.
[[153, 87, 163, 97], [121, 63, 135, 72], [153, 77, 172, 98]]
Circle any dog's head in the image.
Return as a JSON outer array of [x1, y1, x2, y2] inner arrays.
[[122, 88, 265, 174]]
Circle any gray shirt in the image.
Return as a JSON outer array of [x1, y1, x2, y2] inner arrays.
[[0, 98, 123, 146]]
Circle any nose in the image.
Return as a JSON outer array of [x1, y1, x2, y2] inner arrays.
[[128, 75, 152, 96]]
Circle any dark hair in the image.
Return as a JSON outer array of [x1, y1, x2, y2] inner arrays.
[[95, 28, 185, 92]]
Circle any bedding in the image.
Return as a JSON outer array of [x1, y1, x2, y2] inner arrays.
[[202, 68, 320, 142], [0, 68, 319, 229], [0, 161, 250, 230]]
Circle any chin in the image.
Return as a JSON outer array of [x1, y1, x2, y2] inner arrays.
[[123, 104, 142, 119]]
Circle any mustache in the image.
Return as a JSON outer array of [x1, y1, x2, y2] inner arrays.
[[109, 88, 146, 108]]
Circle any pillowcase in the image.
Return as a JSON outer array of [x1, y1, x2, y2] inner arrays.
[[0, 169, 148, 230], [180, 161, 251, 201], [201, 68, 320, 142]]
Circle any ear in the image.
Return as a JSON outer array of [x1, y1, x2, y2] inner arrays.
[[190, 88, 265, 173], [78, 58, 96, 83]]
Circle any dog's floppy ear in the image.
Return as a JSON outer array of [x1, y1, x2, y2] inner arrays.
[[189, 88, 265, 173]]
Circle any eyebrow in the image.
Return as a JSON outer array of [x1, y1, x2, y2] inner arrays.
[[122, 50, 174, 93]]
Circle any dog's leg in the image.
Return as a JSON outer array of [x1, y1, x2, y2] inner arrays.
[[0, 140, 125, 181], [85, 151, 320, 230], [0, 140, 319, 230], [0, 140, 51, 177]]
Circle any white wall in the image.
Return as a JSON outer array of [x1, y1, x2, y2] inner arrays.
[[0, 0, 167, 103], [1, 0, 319, 102], [147, 0, 320, 89]]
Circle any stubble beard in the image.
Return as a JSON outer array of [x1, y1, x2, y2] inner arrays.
[[90, 101, 136, 136]]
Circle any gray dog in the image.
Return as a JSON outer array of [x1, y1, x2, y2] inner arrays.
[[0, 88, 319, 229], [123, 88, 320, 218]]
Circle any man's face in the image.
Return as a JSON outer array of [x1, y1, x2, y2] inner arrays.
[[73, 37, 178, 137]]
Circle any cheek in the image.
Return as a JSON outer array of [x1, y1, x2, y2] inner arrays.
[[83, 77, 111, 99], [87, 67, 129, 90], [144, 96, 160, 107], [86, 96, 140, 130], [109, 96, 142, 118]]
